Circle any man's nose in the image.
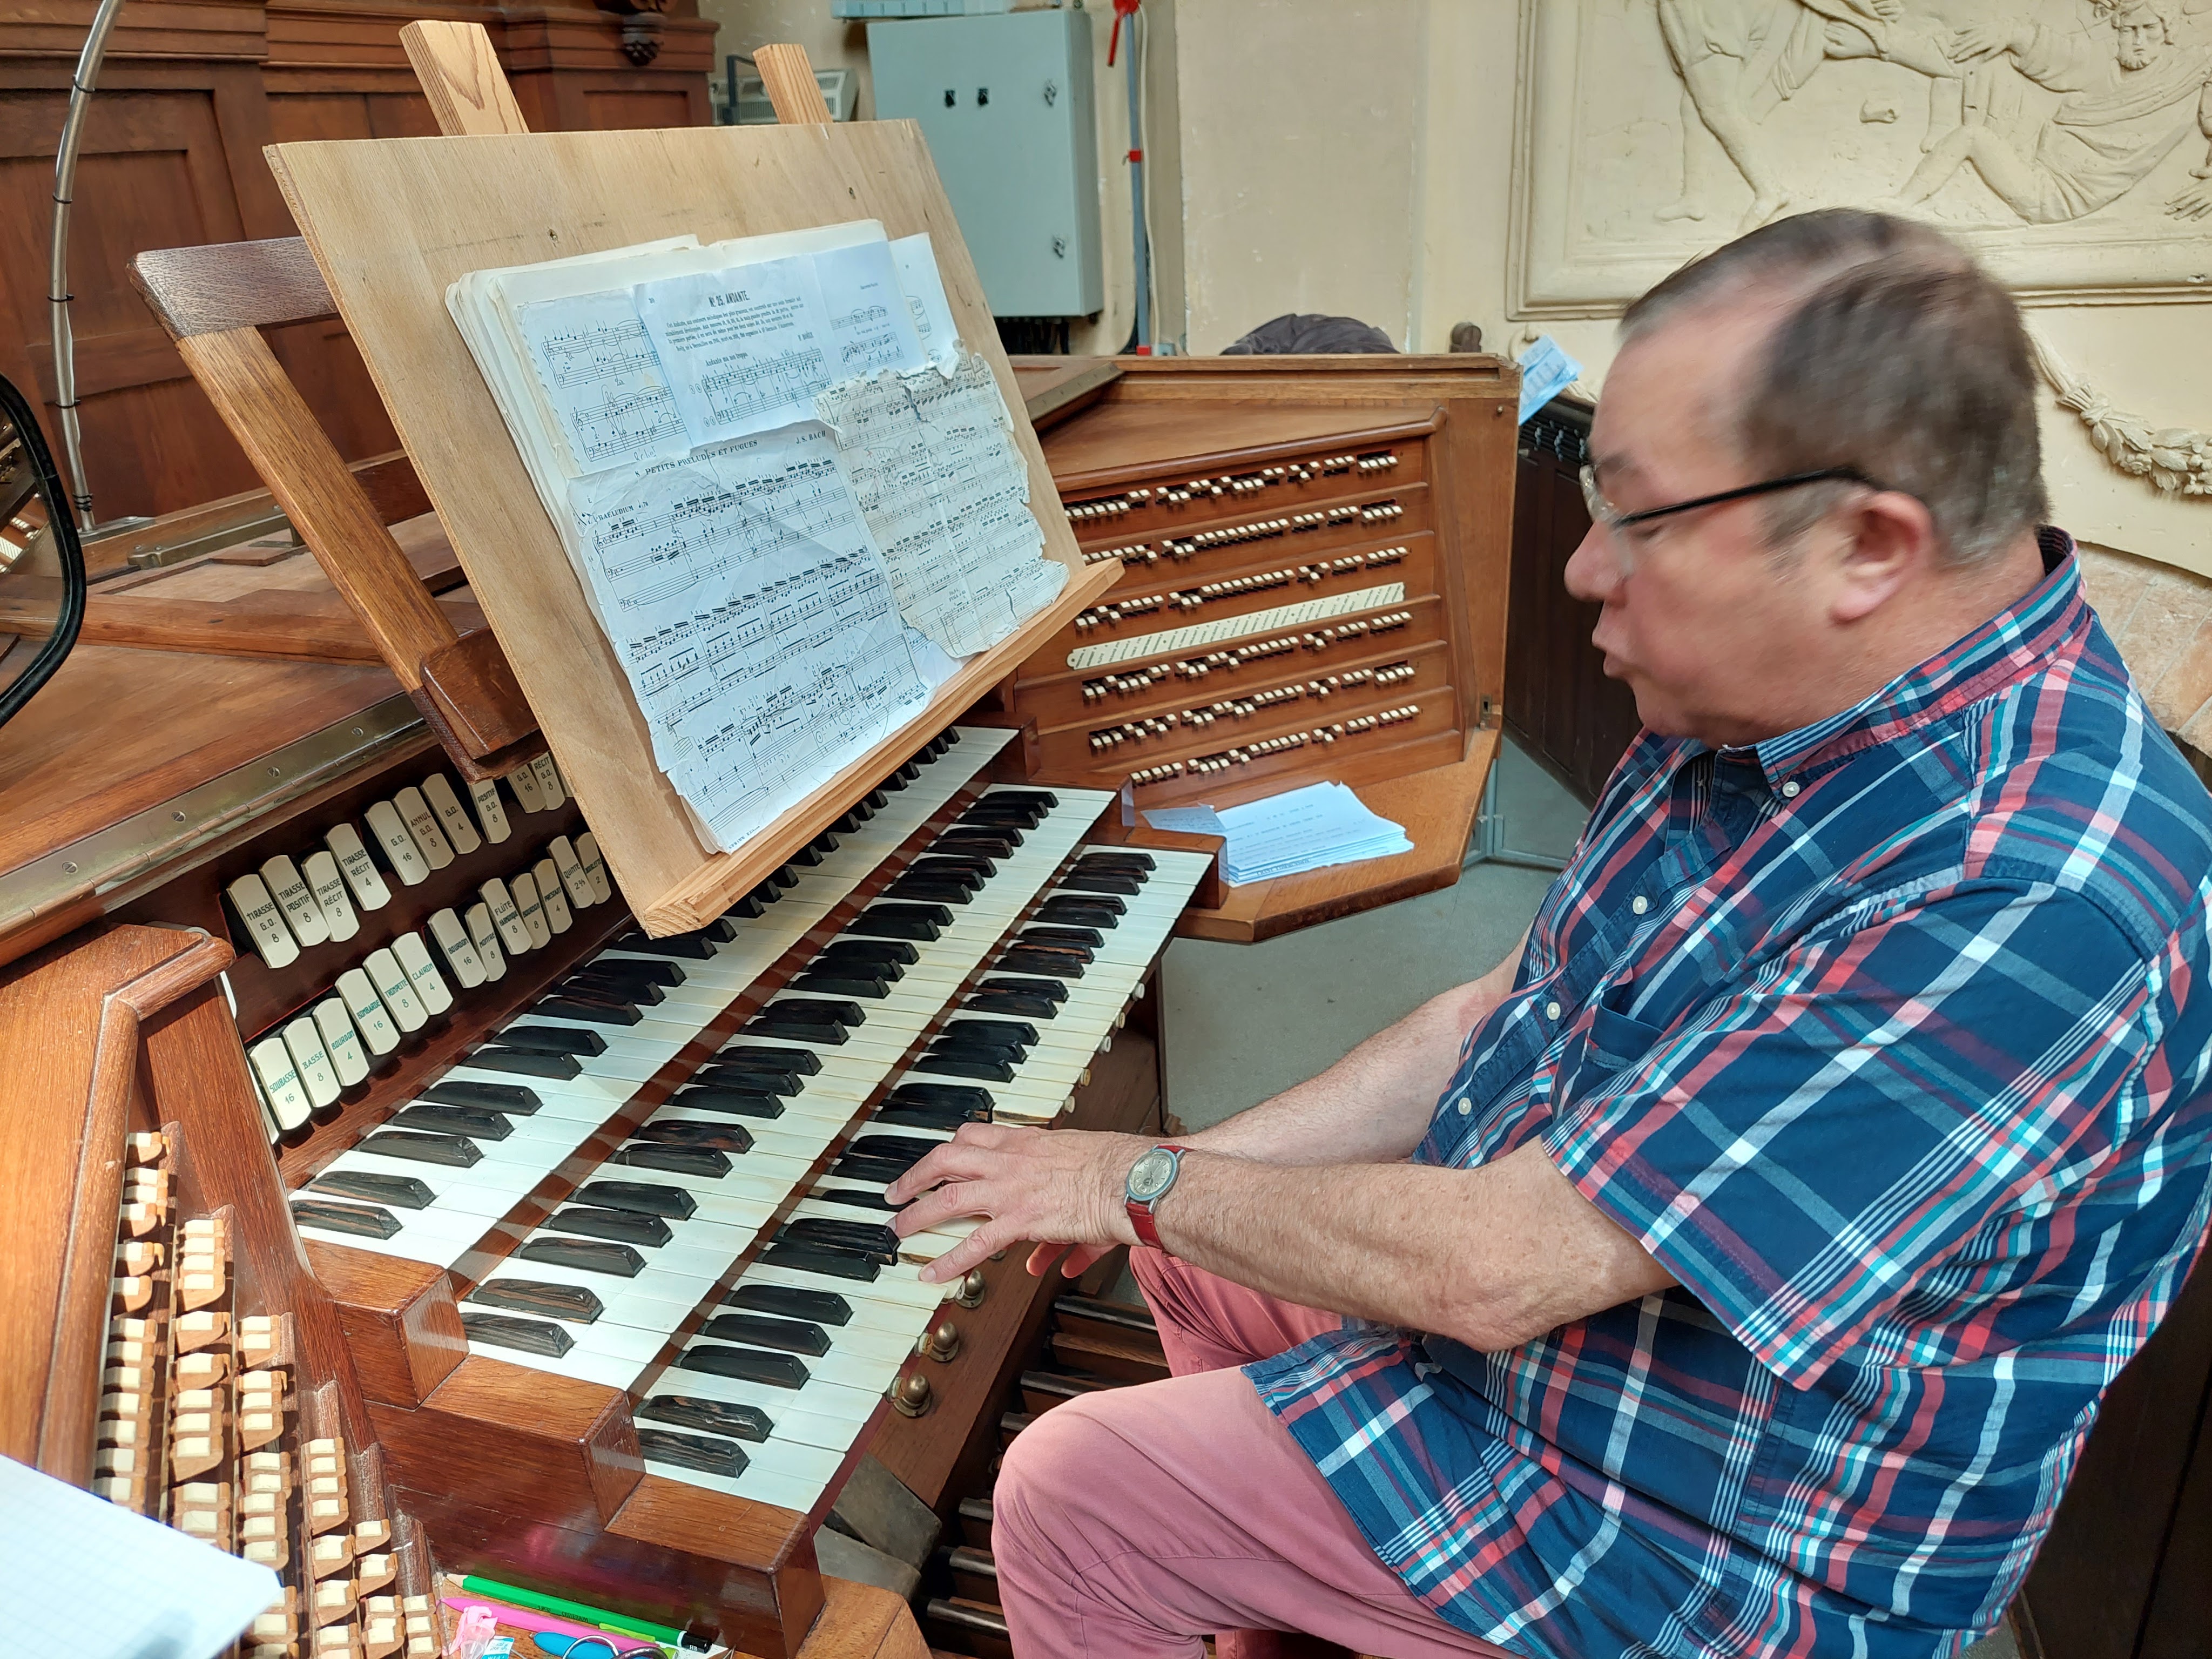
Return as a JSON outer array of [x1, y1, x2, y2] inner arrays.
[[1564, 523, 1620, 605]]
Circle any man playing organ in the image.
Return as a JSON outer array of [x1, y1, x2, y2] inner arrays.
[[886, 210, 2212, 1659]]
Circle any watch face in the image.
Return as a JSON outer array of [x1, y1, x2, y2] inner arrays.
[[1127, 1147, 1178, 1203]]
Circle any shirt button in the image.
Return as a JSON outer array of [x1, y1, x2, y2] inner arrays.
[[1456, 1097, 1472, 1116], [1545, 1000, 1562, 1020], [1631, 895, 1649, 915], [1781, 779, 1802, 799]]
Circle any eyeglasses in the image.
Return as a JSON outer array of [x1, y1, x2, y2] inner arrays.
[[1578, 464, 1882, 568]]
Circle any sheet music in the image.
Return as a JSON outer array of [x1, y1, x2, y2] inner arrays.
[[565, 425, 933, 849], [891, 233, 961, 369], [815, 350, 1064, 657], [1064, 583, 1408, 671], [515, 286, 687, 474]]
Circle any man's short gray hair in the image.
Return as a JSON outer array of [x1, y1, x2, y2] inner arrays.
[[1619, 208, 2049, 565]]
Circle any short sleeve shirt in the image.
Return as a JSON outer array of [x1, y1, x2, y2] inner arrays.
[[1246, 534, 2212, 1659]]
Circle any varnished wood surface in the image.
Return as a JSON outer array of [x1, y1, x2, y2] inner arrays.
[[0, 925, 224, 1479], [1010, 356, 1122, 433], [308, 1241, 467, 1409], [1174, 727, 1498, 945], [266, 122, 1112, 932], [129, 235, 338, 338], [400, 20, 531, 138]]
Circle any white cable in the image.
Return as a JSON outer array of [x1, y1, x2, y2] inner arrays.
[[1136, 8, 1162, 347]]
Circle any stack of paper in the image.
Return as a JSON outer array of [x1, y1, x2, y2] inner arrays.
[[1147, 781, 1413, 885], [444, 221, 1065, 853]]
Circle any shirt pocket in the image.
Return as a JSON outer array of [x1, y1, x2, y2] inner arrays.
[[1577, 1000, 1667, 1078]]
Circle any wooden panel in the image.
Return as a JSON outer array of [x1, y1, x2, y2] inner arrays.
[[266, 122, 1115, 933]]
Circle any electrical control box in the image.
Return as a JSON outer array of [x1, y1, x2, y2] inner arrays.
[[868, 9, 1104, 318]]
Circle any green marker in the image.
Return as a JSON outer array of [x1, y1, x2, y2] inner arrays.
[[458, 1575, 681, 1647]]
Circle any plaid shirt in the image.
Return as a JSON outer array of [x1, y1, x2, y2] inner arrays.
[[1247, 533, 2212, 1659]]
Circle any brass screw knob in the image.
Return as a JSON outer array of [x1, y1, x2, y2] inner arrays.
[[891, 1371, 933, 1417], [919, 1318, 961, 1363], [955, 1269, 988, 1310]]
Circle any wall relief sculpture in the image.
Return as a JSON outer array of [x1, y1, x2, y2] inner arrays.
[[1510, 0, 2212, 493]]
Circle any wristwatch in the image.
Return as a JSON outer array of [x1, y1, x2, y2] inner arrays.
[[1124, 1143, 1190, 1252]]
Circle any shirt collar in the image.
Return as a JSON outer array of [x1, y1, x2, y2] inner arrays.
[[1701, 528, 2089, 792]]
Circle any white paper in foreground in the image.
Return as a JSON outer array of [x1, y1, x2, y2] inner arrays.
[[891, 232, 962, 369], [815, 350, 1064, 658], [0, 1453, 280, 1658]]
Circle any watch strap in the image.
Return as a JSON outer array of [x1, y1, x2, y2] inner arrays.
[[1125, 1143, 1189, 1253]]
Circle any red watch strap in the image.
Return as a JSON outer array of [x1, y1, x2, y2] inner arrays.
[[1126, 1143, 1189, 1252]]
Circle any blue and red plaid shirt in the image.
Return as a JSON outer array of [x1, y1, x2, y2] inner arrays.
[[1247, 533, 2212, 1659]]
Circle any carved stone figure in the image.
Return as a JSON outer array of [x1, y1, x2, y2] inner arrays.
[[1896, 0, 2212, 219]]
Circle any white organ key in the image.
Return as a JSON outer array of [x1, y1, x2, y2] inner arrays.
[[248, 1036, 313, 1131], [464, 903, 508, 982], [362, 947, 429, 1033], [259, 854, 329, 949], [508, 759, 545, 813], [530, 753, 565, 810], [363, 800, 431, 887], [575, 832, 613, 905], [393, 785, 456, 869], [336, 968, 402, 1056], [281, 1016, 341, 1110], [548, 837, 594, 908], [469, 777, 513, 844], [313, 996, 370, 1087], [225, 873, 300, 969], [510, 870, 553, 950], [427, 908, 488, 989], [420, 772, 483, 855], [247, 1062, 283, 1142], [479, 878, 532, 954], [300, 850, 359, 942], [389, 932, 454, 1016], [534, 858, 572, 934], [324, 822, 393, 910]]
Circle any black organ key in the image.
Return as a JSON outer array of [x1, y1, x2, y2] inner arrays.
[[773, 997, 864, 1027], [616, 929, 718, 960], [631, 1121, 753, 1154], [581, 957, 684, 989], [980, 975, 1065, 1002], [1081, 849, 1155, 872], [828, 1154, 916, 1185], [790, 840, 827, 868], [742, 1014, 847, 1046], [391, 1103, 512, 1141], [999, 950, 1085, 980], [291, 1199, 402, 1239], [493, 1024, 610, 1057], [546, 1205, 673, 1248], [702, 1312, 832, 1355], [670, 1086, 785, 1120], [921, 848, 996, 877], [578, 1179, 697, 1219], [678, 1343, 811, 1388], [819, 938, 918, 968], [691, 1063, 804, 1097], [360, 1130, 482, 1167], [422, 1080, 542, 1115], [724, 892, 768, 920], [747, 881, 784, 908], [810, 1184, 901, 1211], [882, 876, 975, 905], [831, 808, 865, 834], [1036, 900, 1122, 929], [889, 1082, 994, 1116], [762, 1242, 880, 1282], [778, 1218, 900, 1263], [725, 1284, 852, 1325], [466, 1048, 583, 1081], [567, 974, 663, 1006], [912, 855, 990, 883], [966, 992, 1060, 1020], [960, 803, 1046, 830], [517, 1236, 646, 1277], [986, 787, 1056, 807], [1058, 871, 1144, 896], [848, 907, 948, 942], [461, 1311, 575, 1358], [846, 1134, 941, 1168], [703, 916, 742, 942], [1050, 889, 1124, 915], [639, 1394, 773, 1442], [791, 970, 890, 999], [535, 995, 643, 1027], [946, 1017, 1037, 1048], [1024, 926, 1103, 950], [770, 865, 801, 889], [935, 827, 1019, 853], [915, 1053, 1016, 1083], [612, 1144, 731, 1178], [309, 1170, 435, 1209], [718, 1044, 821, 1077], [864, 788, 891, 811], [895, 758, 923, 781], [468, 1279, 604, 1323], [637, 1427, 748, 1477]]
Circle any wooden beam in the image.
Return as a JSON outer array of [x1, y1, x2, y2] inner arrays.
[[756, 43, 835, 125], [401, 21, 531, 138]]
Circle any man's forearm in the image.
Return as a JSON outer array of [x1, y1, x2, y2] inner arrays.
[[1184, 930, 1528, 1167]]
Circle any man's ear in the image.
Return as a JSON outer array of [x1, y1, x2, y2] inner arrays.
[[1830, 490, 1938, 624]]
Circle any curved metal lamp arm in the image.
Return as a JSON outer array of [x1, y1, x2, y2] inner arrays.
[[50, 0, 131, 535], [0, 375, 89, 730]]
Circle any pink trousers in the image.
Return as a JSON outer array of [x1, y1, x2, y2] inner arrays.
[[990, 1249, 1516, 1659]]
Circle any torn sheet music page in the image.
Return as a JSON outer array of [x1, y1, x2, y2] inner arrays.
[[564, 423, 936, 849], [634, 240, 925, 448], [891, 233, 962, 369], [513, 285, 688, 476], [815, 349, 1064, 658]]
